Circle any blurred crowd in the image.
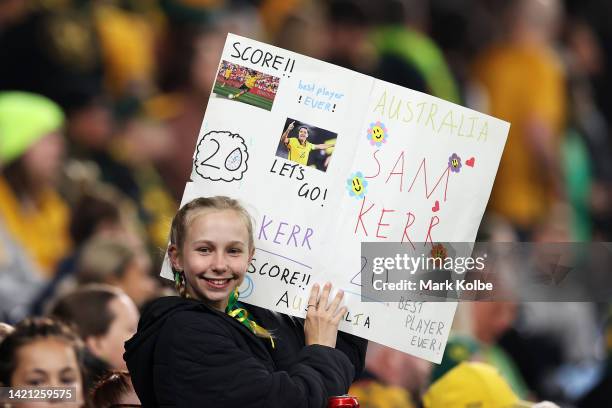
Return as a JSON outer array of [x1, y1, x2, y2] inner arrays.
[[0, 0, 611, 407]]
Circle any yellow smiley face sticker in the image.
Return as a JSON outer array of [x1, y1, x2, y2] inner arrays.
[[449, 153, 462, 173], [368, 121, 389, 147], [371, 126, 384, 142], [347, 172, 368, 198], [352, 177, 363, 194]]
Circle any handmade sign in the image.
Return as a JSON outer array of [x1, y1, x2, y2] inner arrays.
[[162, 33, 509, 363]]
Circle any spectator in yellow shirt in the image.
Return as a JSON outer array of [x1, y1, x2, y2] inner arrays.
[[0, 92, 72, 278], [472, 0, 566, 236]]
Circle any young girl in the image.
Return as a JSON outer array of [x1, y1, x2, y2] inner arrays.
[[124, 196, 366, 407], [0, 317, 86, 407]]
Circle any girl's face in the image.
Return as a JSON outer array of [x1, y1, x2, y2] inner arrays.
[[172, 209, 253, 311], [10, 338, 84, 407]]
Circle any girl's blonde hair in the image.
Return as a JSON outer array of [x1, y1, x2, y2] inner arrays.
[[170, 196, 254, 254]]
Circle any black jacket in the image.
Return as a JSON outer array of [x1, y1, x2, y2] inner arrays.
[[124, 296, 367, 408]]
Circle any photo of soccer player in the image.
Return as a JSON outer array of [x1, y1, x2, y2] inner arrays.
[[276, 118, 337, 172], [229, 70, 261, 100], [213, 61, 280, 111]]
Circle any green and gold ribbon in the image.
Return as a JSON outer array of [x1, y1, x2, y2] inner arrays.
[[226, 289, 275, 348]]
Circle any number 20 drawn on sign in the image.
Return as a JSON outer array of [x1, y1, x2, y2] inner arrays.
[[350, 256, 389, 287], [194, 130, 249, 182]]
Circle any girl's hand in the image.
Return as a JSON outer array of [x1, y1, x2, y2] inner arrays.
[[304, 282, 347, 348]]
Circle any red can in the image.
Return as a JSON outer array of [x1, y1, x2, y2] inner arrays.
[[327, 395, 359, 408]]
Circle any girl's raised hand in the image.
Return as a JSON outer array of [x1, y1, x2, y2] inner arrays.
[[304, 282, 347, 348]]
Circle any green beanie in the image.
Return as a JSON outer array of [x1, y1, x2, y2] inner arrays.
[[0, 91, 65, 165]]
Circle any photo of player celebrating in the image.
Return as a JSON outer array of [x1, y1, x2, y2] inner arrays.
[[276, 118, 337, 172], [213, 61, 279, 111]]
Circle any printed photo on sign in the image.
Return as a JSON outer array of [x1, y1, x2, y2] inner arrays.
[[213, 61, 280, 111], [276, 118, 337, 172]]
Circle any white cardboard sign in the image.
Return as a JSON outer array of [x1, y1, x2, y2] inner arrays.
[[162, 34, 509, 363]]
